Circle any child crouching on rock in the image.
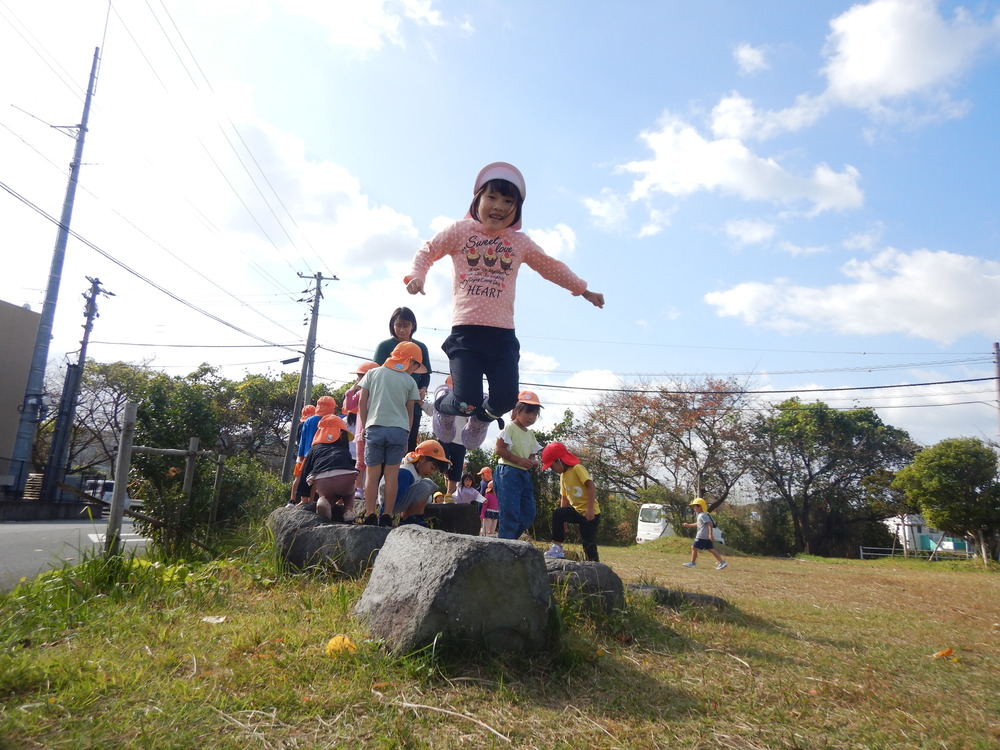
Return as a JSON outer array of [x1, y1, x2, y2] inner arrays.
[[541, 442, 601, 562], [378, 439, 452, 527], [296, 413, 358, 523]]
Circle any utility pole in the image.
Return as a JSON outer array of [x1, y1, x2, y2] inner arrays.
[[10, 47, 101, 498], [994, 342, 999, 442], [280, 272, 337, 481], [41, 277, 114, 501]]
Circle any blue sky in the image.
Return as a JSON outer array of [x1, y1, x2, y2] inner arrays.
[[2, 0, 999, 447]]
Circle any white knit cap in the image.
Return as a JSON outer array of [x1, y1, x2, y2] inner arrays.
[[473, 162, 526, 201]]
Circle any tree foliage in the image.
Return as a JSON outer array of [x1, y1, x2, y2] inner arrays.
[[748, 399, 917, 557], [892, 437, 1000, 563], [569, 377, 754, 507]]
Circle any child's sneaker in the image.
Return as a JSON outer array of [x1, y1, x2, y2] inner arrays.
[[682, 561, 696, 568], [544, 544, 565, 558], [432, 386, 457, 443], [715, 561, 728, 570], [461, 416, 490, 450], [362, 513, 378, 526], [378, 514, 395, 528]]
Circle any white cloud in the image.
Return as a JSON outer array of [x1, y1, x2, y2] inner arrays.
[[704, 247, 1000, 344], [583, 189, 629, 230], [709, 1, 1000, 143], [734, 42, 769, 75], [725, 218, 776, 245], [843, 223, 885, 251], [822, 0, 1000, 111], [622, 114, 863, 215], [282, 0, 445, 53], [710, 91, 828, 141], [777, 240, 826, 256], [526, 223, 577, 259]]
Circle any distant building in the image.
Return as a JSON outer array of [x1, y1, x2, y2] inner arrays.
[[886, 514, 969, 554], [0, 298, 41, 493]]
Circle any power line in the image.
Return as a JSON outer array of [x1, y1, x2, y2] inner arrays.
[[0, 177, 299, 352]]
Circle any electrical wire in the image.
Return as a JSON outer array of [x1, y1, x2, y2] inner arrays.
[[0, 177, 299, 352]]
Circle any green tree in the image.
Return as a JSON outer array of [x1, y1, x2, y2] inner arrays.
[[892, 437, 1000, 564], [748, 399, 917, 557]]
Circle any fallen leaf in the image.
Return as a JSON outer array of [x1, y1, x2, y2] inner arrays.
[[933, 648, 954, 659]]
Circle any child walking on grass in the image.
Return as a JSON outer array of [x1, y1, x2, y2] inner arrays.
[[682, 497, 728, 570], [405, 162, 604, 449], [540, 442, 601, 562]]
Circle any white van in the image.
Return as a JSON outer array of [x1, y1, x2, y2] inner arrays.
[[84, 479, 132, 510], [636, 503, 673, 543]]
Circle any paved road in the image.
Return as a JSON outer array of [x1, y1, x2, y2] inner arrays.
[[0, 519, 149, 592]]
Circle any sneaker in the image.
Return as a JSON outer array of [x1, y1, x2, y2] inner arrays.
[[461, 416, 490, 450], [399, 514, 429, 527], [716, 561, 728, 570], [432, 386, 457, 442], [378, 514, 394, 528], [544, 544, 565, 559], [362, 513, 378, 526], [682, 561, 696, 568]]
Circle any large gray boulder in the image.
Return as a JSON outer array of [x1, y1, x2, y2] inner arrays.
[[626, 583, 727, 610], [544, 558, 625, 614], [267, 505, 389, 577], [353, 526, 557, 655]]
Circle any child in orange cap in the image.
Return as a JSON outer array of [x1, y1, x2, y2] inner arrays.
[[494, 391, 544, 540], [540, 442, 601, 562], [379, 439, 451, 527], [358, 342, 425, 527], [405, 162, 605, 449], [295, 414, 357, 522]]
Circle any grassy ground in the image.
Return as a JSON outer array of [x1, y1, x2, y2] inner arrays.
[[1, 535, 998, 749]]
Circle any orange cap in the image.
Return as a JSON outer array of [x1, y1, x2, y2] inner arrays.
[[540, 442, 580, 471], [315, 395, 337, 416], [517, 390, 543, 407], [300, 404, 317, 421], [383, 341, 427, 374], [477, 466, 493, 479], [312, 414, 354, 445], [353, 361, 378, 376], [403, 439, 451, 467]]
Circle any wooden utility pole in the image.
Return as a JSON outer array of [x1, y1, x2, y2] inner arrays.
[[10, 48, 101, 497], [280, 271, 336, 481]]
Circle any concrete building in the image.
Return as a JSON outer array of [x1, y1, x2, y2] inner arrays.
[[0, 298, 41, 495]]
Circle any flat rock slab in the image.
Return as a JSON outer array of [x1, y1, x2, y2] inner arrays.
[[267, 505, 389, 577], [627, 583, 727, 610], [544, 558, 626, 614], [423, 502, 480, 535], [354, 526, 557, 655]]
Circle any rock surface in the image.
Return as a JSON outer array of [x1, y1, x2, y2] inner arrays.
[[354, 526, 557, 655]]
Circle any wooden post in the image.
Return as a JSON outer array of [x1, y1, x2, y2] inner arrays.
[[183, 437, 199, 509], [209, 455, 225, 526], [106, 402, 137, 557]]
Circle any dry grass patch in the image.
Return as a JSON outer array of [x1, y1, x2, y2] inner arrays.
[[1, 542, 998, 749]]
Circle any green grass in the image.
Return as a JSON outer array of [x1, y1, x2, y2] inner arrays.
[[1, 536, 998, 749]]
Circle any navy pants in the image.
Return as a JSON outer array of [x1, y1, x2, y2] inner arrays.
[[551, 506, 601, 562], [437, 325, 520, 420]]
